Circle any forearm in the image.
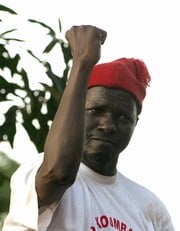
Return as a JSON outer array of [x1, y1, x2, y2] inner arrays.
[[43, 62, 92, 179]]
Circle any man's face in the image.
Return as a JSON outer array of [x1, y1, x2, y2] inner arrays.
[[83, 86, 138, 165]]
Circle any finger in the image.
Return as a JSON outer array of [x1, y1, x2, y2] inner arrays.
[[99, 30, 107, 45], [65, 30, 70, 41]]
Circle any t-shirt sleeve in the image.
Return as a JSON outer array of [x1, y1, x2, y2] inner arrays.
[[2, 155, 43, 231], [158, 204, 175, 231], [150, 196, 175, 231]]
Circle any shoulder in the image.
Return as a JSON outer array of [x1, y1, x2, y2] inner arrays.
[[118, 172, 160, 201], [118, 172, 174, 229], [11, 153, 44, 186]]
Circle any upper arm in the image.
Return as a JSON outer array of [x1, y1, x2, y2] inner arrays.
[[35, 161, 75, 206]]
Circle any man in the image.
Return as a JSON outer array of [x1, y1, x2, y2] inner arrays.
[[3, 25, 174, 230]]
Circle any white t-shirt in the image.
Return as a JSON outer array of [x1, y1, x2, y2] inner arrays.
[[2, 154, 175, 231]]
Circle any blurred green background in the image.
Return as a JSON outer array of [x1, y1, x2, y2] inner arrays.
[[0, 4, 71, 228]]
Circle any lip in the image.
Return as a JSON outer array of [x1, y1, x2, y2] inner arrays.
[[90, 137, 114, 145]]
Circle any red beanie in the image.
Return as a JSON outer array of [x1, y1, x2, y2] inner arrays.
[[88, 58, 151, 112]]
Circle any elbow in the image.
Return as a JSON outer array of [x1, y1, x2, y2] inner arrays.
[[43, 165, 77, 187], [54, 170, 76, 186], [36, 165, 77, 205]]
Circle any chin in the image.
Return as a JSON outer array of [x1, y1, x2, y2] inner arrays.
[[83, 149, 118, 164]]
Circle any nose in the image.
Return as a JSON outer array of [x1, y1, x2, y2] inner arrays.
[[98, 113, 117, 133]]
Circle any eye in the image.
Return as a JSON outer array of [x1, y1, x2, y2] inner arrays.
[[118, 114, 133, 124], [86, 107, 104, 116]]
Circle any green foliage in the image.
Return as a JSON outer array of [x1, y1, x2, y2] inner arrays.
[[0, 4, 17, 15], [0, 4, 72, 227], [0, 151, 19, 228], [0, 151, 19, 210], [0, 5, 72, 153]]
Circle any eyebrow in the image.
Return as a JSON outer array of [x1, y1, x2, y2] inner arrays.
[[85, 101, 106, 108]]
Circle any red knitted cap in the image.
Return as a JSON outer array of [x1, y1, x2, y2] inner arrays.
[[88, 58, 151, 112]]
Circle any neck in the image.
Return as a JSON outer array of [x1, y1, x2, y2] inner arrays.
[[82, 154, 118, 176]]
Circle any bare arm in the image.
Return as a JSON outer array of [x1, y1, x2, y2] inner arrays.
[[35, 25, 107, 205]]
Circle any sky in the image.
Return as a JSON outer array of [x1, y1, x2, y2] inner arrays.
[[0, 0, 179, 229]]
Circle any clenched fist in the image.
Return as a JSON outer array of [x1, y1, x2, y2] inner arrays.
[[65, 25, 107, 66]]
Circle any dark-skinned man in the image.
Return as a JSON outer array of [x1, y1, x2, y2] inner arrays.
[[3, 25, 175, 231]]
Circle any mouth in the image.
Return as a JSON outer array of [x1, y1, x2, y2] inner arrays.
[[90, 137, 114, 145]]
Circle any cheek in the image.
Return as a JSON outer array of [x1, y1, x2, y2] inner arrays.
[[115, 125, 136, 152], [85, 116, 97, 134], [117, 123, 136, 140]]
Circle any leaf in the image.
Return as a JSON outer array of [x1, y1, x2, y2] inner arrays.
[[43, 39, 58, 53], [0, 29, 17, 36], [0, 75, 22, 100], [0, 106, 17, 147], [3, 38, 24, 42], [62, 65, 70, 83], [28, 19, 56, 37], [27, 49, 42, 63], [0, 4, 17, 15], [46, 94, 59, 119], [44, 62, 66, 93], [58, 18, 62, 32], [60, 40, 72, 64], [20, 69, 30, 90], [0, 49, 20, 76], [10, 54, 21, 75], [10, 54, 20, 76]]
